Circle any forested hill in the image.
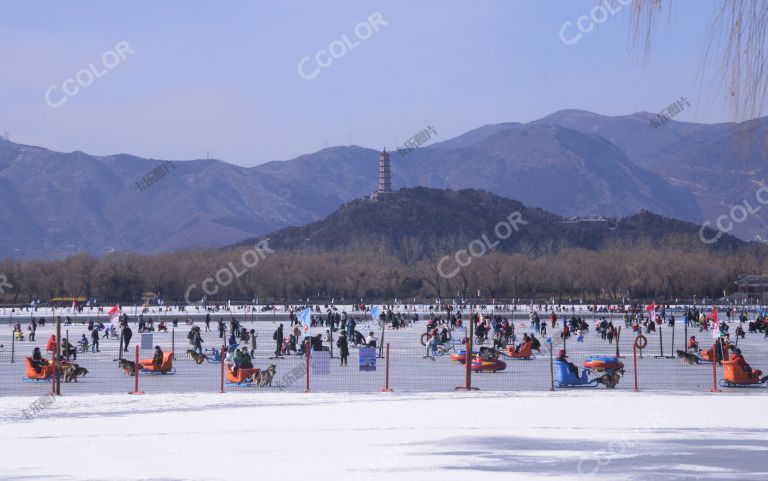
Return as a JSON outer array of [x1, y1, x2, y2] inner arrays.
[[235, 187, 755, 259]]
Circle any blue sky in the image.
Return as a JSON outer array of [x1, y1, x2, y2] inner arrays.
[[0, 0, 728, 166]]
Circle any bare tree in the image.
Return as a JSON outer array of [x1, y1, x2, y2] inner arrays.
[[628, 0, 768, 119]]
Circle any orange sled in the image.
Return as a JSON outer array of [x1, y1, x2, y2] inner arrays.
[[505, 341, 534, 360], [139, 352, 175, 374], [719, 360, 765, 388], [25, 357, 53, 381], [700, 344, 730, 363], [226, 365, 261, 385], [24, 358, 73, 381]]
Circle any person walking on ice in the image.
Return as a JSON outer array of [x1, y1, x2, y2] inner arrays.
[[273, 324, 284, 358], [337, 331, 349, 366]]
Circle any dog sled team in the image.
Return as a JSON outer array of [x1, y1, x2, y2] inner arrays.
[[24, 346, 89, 383], [14, 302, 768, 391], [676, 335, 768, 387], [115, 345, 175, 375], [224, 345, 276, 386]]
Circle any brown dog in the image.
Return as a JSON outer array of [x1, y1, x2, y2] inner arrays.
[[186, 349, 207, 364], [676, 350, 700, 365], [63, 365, 89, 382], [60, 364, 75, 380], [117, 358, 136, 376], [597, 369, 625, 389], [254, 364, 277, 387]]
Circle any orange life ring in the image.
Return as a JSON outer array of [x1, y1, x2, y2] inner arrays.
[[583, 356, 624, 371], [470, 358, 507, 372]]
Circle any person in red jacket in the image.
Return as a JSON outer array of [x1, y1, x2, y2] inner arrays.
[[687, 336, 699, 352], [730, 348, 763, 380], [46, 335, 57, 353], [557, 349, 580, 377]]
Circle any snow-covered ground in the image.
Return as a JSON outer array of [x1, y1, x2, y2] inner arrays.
[[3, 306, 766, 480], [1, 391, 766, 481]]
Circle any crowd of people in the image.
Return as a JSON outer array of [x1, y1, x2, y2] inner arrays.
[[8, 301, 768, 390]]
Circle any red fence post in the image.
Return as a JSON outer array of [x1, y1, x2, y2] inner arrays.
[[455, 338, 479, 391], [464, 339, 471, 389], [50, 328, 56, 395], [305, 339, 311, 393], [50, 353, 57, 396], [632, 335, 646, 392], [381, 343, 392, 392], [549, 343, 554, 391], [710, 343, 722, 393], [220, 344, 226, 393], [54, 319, 61, 396], [130, 345, 144, 395], [466, 340, 471, 389]]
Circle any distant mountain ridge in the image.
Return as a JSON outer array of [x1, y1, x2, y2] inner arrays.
[[533, 109, 768, 242], [1, 109, 765, 259], [392, 122, 702, 221]]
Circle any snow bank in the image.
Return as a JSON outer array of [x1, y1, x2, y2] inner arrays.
[[1, 391, 766, 481]]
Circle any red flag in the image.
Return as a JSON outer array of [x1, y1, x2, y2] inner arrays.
[[107, 304, 120, 323], [71, 299, 76, 311], [707, 309, 719, 339], [645, 303, 655, 315]]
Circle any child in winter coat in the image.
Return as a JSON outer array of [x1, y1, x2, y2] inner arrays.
[[250, 329, 257, 357]]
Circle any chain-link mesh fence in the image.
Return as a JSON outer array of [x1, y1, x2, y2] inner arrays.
[[1, 309, 766, 395]]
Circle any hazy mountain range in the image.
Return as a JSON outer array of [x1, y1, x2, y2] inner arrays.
[[2, 109, 766, 259]]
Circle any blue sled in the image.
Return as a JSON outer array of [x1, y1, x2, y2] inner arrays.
[[225, 379, 253, 387], [205, 348, 223, 363], [553, 361, 598, 388], [139, 367, 176, 375]]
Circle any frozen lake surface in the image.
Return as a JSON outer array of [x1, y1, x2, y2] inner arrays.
[[1, 391, 766, 481], [2, 305, 766, 480]]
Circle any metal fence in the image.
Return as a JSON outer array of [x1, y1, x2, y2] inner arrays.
[[1, 314, 767, 396]]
